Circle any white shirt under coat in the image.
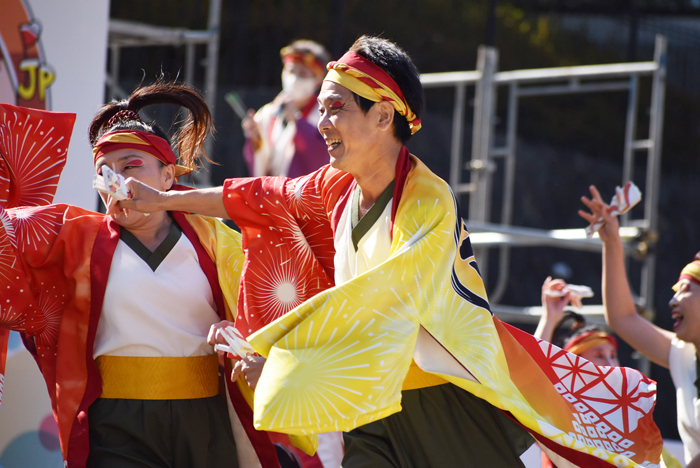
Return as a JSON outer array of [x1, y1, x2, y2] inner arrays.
[[669, 337, 700, 464], [93, 234, 220, 358], [334, 188, 394, 285]]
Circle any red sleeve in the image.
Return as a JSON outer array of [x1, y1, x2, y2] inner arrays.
[[222, 165, 353, 262], [221, 166, 353, 337], [0, 104, 77, 333], [0, 205, 52, 335]]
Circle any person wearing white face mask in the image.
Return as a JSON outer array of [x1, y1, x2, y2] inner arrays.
[[242, 40, 330, 178]]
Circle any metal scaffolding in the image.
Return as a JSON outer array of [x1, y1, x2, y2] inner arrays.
[[420, 36, 667, 370]]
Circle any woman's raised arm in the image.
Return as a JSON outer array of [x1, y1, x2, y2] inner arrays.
[[579, 185, 674, 368]]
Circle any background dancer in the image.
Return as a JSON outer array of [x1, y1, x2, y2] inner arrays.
[[242, 40, 330, 178], [580, 184, 700, 468], [535, 277, 619, 367]]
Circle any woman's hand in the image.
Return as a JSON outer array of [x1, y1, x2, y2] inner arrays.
[[207, 320, 235, 353], [535, 277, 573, 342], [231, 354, 267, 390], [208, 321, 266, 389], [542, 277, 572, 323], [578, 185, 620, 244]]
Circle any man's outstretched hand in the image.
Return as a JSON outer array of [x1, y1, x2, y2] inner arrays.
[[105, 177, 168, 217]]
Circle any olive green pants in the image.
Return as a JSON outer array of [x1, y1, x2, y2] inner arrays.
[[87, 396, 238, 468], [342, 383, 533, 468]]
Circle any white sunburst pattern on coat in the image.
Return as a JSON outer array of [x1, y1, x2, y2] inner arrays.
[[296, 225, 335, 268], [256, 288, 417, 434], [0, 241, 18, 286], [0, 112, 68, 207], [393, 197, 447, 279], [391, 196, 498, 386], [272, 211, 322, 268], [34, 287, 66, 348], [0, 303, 28, 330], [421, 278, 498, 387], [0, 170, 9, 205], [220, 251, 242, 294], [258, 194, 336, 283], [288, 176, 330, 222], [8, 206, 61, 250], [0, 208, 16, 248], [256, 188, 322, 271], [0, 209, 18, 284], [246, 248, 315, 325], [285, 179, 336, 266]]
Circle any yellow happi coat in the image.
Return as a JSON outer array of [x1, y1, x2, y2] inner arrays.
[[223, 149, 663, 468]]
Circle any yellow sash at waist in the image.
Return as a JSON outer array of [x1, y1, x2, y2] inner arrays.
[[95, 355, 220, 400], [402, 361, 448, 391]]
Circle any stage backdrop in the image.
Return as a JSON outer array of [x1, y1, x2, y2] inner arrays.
[[0, 0, 108, 466]]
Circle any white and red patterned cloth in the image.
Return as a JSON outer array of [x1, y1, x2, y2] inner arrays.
[[585, 182, 642, 238]]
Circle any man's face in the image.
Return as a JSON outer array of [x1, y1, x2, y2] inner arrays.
[[317, 80, 378, 173]]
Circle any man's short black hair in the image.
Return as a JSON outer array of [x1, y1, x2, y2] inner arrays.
[[348, 36, 425, 144]]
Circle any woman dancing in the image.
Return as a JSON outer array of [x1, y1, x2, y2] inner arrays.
[[0, 82, 277, 468], [580, 185, 698, 467]]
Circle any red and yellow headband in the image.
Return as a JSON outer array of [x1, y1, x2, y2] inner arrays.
[[673, 260, 700, 291], [564, 331, 617, 356], [280, 47, 326, 78], [92, 130, 191, 177], [325, 51, 422, 134]]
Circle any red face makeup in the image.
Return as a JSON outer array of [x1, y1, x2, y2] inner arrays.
[[123, 158, 144, 169]]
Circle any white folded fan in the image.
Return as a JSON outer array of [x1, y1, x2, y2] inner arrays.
[[214, 326, 255, 359], [585, 181, 642, 238], [93, 165, 129, 201], [543, 284, 594, 300]]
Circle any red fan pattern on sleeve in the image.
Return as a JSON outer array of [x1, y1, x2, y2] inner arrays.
[[222, 166, 353, 337], [0, 104, 75, 207]]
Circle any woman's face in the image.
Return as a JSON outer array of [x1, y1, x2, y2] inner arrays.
[[579, 343, 619, 367], [669, 278, 700, 344], [94, 148, 174, 227]]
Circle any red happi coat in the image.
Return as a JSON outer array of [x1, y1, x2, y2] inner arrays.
[[1, 206, 282, 468]]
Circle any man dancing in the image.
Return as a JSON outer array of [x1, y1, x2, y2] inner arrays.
[[119, 36, 663, 467]]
